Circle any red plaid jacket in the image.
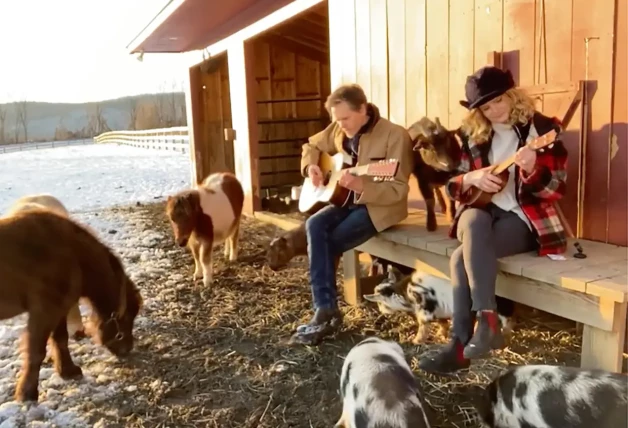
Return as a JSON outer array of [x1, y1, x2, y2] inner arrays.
[[446, 112, 568, 256]]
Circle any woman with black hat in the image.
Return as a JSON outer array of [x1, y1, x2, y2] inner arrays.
[[419, 66, 569, 374]]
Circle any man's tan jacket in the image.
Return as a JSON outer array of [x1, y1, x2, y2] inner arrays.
[[300, 104, 414, 232]]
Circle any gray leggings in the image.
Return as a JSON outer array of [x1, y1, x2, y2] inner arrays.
[[451, 204, 537, 343]]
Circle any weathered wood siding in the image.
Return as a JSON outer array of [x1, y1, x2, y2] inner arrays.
[[253, 39, 331, 190], [328, 0, 626, 246]]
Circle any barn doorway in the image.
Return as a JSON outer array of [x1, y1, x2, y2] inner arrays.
[[250, 0, 331, 212]]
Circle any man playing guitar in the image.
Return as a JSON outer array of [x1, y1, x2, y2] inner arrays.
[[290, 84, 414, 346]]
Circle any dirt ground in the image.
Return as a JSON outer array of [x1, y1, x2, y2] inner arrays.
[[83, 201, 581, 427]]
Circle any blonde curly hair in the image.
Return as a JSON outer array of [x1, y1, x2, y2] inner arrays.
[[460, 87, 537, 144]]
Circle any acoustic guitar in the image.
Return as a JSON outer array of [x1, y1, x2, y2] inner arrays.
[[298, 152, 399, 213], [466, 129, 558, 209]]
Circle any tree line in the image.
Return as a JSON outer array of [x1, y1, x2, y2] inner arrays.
[[0, 80, 188, 145]]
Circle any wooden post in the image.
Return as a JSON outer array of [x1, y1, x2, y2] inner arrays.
[[343, 251, 386, 306], [184, 65, 205, 185], [581, 299, 627, 372], [343, 249, 362, 306], [227, 40, 261, 214]]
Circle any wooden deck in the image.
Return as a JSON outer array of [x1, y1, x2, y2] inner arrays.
[[253, 208, 628, 372], [375, 210, 628, 301]]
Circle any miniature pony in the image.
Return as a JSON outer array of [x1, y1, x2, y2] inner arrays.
[[166, 172, 244, 287], [0, 209, 143, 402], [2, 193, 85, 339]]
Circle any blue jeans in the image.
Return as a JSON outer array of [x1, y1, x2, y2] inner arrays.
[[305, 204, 378, 310]]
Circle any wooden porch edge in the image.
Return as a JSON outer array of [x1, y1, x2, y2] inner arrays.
[[250, 211, 302, 230]]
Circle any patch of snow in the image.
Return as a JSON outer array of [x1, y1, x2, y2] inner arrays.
[[0, 143, 192, 426], [0, 143, 190, 214]]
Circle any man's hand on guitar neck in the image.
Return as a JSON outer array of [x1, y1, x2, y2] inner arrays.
[[307, 165, 324, 187], [338, 169, 364, 194]]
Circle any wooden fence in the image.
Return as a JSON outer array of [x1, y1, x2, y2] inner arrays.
[[0, 139, 92, 154], [94, 127, 189, 153]]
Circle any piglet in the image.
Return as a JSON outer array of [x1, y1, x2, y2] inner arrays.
[[472, 365, 628, 428], [335, 336, 434, 428]]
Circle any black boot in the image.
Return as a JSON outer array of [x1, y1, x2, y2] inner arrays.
[[419, 337, 471, 374], [290, 307, 343, 345], [463, 310, 505, 359]]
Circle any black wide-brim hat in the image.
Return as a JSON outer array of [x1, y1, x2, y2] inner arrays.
[[459, 66, 516, 110]]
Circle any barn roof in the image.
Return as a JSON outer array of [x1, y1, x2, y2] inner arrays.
[[126, 0, 301, 54]]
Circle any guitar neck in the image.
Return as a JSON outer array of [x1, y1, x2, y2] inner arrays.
[[347, 164, 371, 176], [493, 153, 517, 174], [492, 129, 558, 174], [341, 159, 399, 179]]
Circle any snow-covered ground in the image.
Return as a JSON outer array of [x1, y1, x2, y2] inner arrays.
[[0, 143, 190, 426], [0, 143, 191, 214]]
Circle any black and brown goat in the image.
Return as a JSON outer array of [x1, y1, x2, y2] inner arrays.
[[408, 117, 463, 231]]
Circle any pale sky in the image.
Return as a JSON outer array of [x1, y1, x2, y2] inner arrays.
[[0, 0, 196, 104]]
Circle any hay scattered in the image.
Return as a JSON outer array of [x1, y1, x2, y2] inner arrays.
[[91, 202, 582, 427]]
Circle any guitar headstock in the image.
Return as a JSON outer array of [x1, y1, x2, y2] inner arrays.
[[528, 129, 558, 151], [366, 158, 399, 179]]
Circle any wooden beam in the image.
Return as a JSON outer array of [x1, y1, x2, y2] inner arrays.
[[184, 65, 205, 185], [274, 29, 328, 52], [275, 20, 328, 44], [228, 40, 261, 214], [260, 33, 329, 64], [280, 34, 327, 54], [298, 15, 328, 31]]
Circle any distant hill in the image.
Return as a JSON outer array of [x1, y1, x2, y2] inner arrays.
[[0, 92, 187, 144]]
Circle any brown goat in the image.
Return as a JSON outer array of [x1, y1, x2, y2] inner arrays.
[[0, 209, 143, 402], [267, 223, 308, 271], [266, 222, 342, 271], [266, 221, 407, 278], [407, 117, 463, 231], [2, 193, 85, 340]]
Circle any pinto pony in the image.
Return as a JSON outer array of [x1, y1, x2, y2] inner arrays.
[[0, 209, 143, 402], [166, 172, 244, 287], [2, 194, 85, 339]]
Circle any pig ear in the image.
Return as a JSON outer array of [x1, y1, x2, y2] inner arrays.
[[363, 293, 386, 303]]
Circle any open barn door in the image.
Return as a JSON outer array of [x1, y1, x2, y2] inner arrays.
[[186, 53, 235, 185]]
